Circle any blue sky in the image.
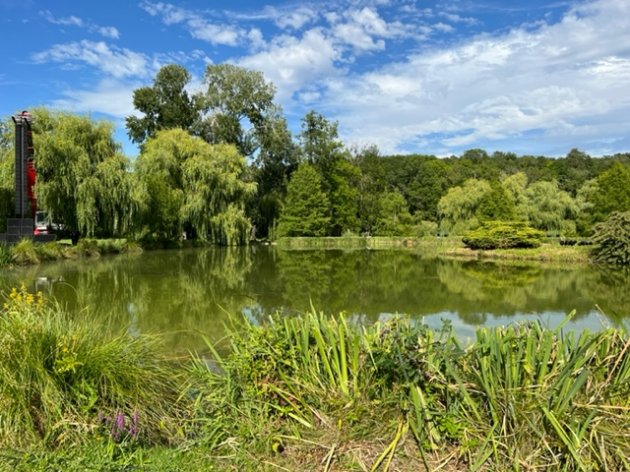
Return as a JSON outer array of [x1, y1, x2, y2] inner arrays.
[[1, 0, 629, 158]]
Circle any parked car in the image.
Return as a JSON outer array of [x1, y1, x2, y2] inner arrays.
[[34, 211, 61, 235]]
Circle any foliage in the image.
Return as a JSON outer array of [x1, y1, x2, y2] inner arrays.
[[462, 221, 545, 250], [524, 180, 578, 236], [374, 189, 413, 236], [126, 64, 203, 146], [276, 163, 330, 237], [200, 64, 277, 157], [134, 129, 255, 244], [475, 181, 516, 222], [354, 145, 386, 234], [0, 242, 12, 266], [587, 162, 630, 225], [11, 238, 40, 264], [297, 111, 361, 236], [0, 286, 188, 448], [186, 311, 630, 471], [590, 211, 630, 265], [438, 178, 491, 234], [33, 109, 135, 238]]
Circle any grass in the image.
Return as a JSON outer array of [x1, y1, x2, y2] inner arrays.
[[276, 236, 591, 263], [185, 311, 630, 471], [0, 238, 143, 268], [1, 289, 629, 471], [0, 286, 187, 450], [445, 242, 591, 263]]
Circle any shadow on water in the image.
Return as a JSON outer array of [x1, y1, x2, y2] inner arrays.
[[1, 246, 628, 352]]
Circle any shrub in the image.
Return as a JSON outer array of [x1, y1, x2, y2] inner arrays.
[[590, 211, 630, 265], [462, 221, 544, 250]]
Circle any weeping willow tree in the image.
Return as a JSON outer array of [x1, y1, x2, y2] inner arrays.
[[135, 129, 255, 245], [16, 109, 136, 238], [0, 118, 14, 232]]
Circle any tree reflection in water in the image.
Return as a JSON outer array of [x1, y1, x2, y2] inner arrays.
[[0, 247, 628, 353]]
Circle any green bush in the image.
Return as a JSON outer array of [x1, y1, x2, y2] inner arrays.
[[590, 211, 630, 265], [462, 221, 544, 250]]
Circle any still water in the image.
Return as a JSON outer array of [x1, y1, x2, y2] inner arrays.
[[1, 247, 628, 352]]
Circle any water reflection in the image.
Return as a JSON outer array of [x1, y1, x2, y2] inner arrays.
[[1, 247, 628, 352]]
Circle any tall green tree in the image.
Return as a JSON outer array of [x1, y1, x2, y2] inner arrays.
[[249, 111, 299, 238], [354, 145, 386, 234], [438, 179, 492, 234], [200, 64, 277, 157], [298, 110, 359, 235], [374, 189, 413, 236], [33, 109, 135, 238], [135, 129, 255, 244], [587, 162, 630, 224], [476, 182, 516, 222], [524, 180, 578, 235], [200, 64, 297, 238], [277, 163, 330, 237], [126, 64, 202, 145], [0, 119, 14, 232]]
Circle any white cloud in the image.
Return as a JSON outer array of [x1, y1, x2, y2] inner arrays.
[[97, 26, 120, 39], [32, 41, 151, 78], [307, 0, 630, 155], [270, 6, 318, 30], [47, 78, 138, 118], [236, 28, 341, 102], [40, 10, 120, 39], [139, 1, 244, 46]]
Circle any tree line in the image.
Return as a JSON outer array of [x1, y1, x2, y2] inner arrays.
[[1, 63, 630, 243]]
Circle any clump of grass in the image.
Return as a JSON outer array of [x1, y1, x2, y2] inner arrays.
[[0, 285, 189, 449], [10, 238, 40, 265], [0, 242, 12, 267], [34, 242, 64, 261]]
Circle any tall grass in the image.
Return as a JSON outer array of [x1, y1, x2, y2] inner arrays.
[[0, 286, 187, 449], [0, 242, 11, 267], [189, 312, 630, 471]]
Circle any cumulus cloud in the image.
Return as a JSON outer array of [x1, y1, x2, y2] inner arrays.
[[310, 0, 630, 155], [236, 28, 341, 102]]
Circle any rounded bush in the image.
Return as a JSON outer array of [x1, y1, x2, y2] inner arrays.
[[462, 221, 544, 250]]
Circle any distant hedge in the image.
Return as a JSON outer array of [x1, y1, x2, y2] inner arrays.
[[462, 221, 545, 250]]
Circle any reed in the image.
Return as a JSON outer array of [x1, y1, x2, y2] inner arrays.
[[189, 311, 630, 471]]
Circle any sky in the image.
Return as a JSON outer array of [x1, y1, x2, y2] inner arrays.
[[1, 0, 629, 158]]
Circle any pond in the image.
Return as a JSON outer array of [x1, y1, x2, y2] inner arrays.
[[1, 246, 628, 353]]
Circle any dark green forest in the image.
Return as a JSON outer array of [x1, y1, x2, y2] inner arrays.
[[2, 63, 630, 243]]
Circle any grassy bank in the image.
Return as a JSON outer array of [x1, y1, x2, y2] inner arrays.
[[1, 288, 629, 471], [276, 235, 421, 250], [0, 238, 142, 268], [277, 236, 592, 263]]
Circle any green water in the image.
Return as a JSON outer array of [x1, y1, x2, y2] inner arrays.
[[1, 246, 628, 352]]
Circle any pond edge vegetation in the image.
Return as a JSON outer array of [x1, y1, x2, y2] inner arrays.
[[1, 287, 629, 471]]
